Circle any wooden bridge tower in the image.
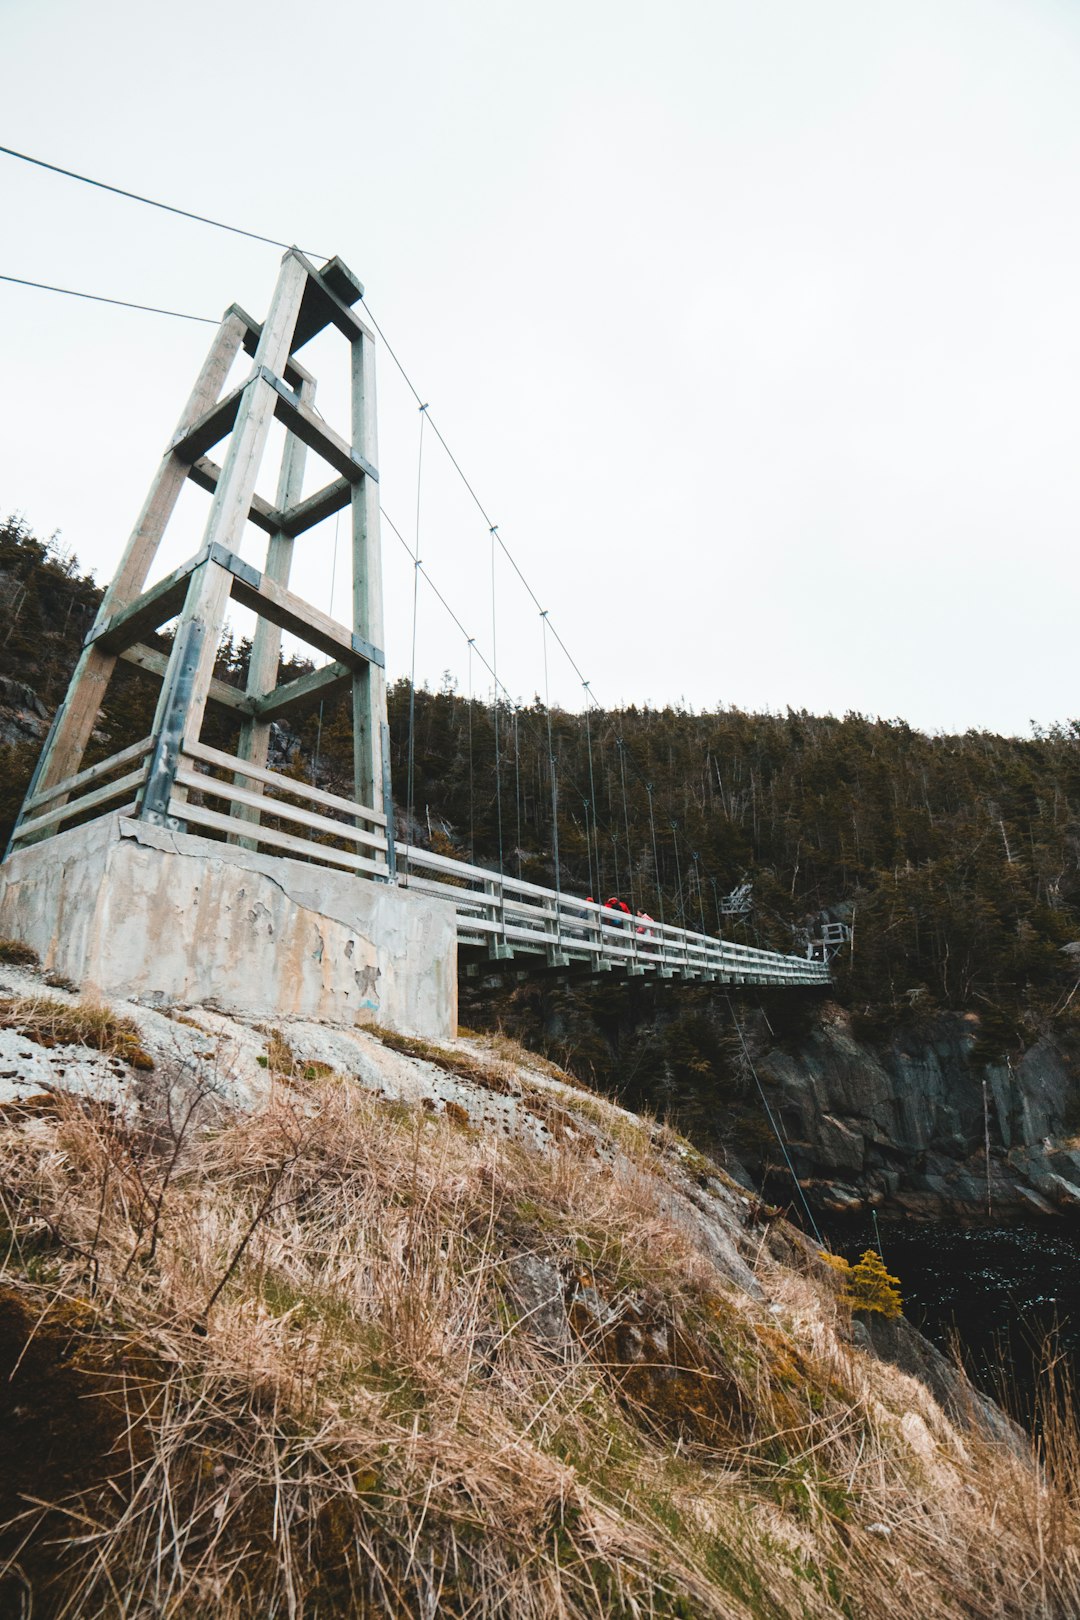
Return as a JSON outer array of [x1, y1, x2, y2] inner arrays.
[[12, 249, 392, 857]]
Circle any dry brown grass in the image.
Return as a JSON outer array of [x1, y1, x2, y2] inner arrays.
[[463, 1027, 593, 1090], [0, 991, 155, 1069], [375, 1025, 528, 1096], [0, 1056, 1077, 1618]]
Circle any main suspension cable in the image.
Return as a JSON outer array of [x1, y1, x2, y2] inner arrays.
[[0, 143, 326, 256], [3, 142, 746, 937], [0, 271, 217, 324], [4, 143, 607, 779]]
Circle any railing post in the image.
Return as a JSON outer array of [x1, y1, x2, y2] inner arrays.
[[380, 720, 396, 882], [590, 902, 608, 969], [488, 874, 512, 960], [547, 891, 570, 968]]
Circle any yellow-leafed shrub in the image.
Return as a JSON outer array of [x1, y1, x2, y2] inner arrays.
[[819, 1248, 903, 1318]]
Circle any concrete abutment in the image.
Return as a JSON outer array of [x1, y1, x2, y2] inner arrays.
[[0, 813, 456, 1040]]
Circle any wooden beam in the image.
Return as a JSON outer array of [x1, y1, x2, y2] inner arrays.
[[207, 544, 384, 669], [175, 797, 385, 876], [260, 370, 378, 484], [351, 322, 386, 812], [186, 457, 279, 535], [277, 475, 351, 537], [253, 660, 352, 722], [91, 552, 206, 653], [232, 370, 316, 840], [168, 382, 245, 464], [12, 765, 148, 843], [119, 642, 254, 714], [290, 255, 369, 350], [175, 766, 386, 853], [22, 735, 154, 815], [233, 303, 312, 391], [185, 738, 385, 826], [145, 257, 312, 822], [18, 311, 247, 812], [108, 307, 246, 610]]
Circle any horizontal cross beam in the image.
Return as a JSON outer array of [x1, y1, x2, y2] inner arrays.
[[253, 659, 352, 722], [186, 462, 351, 542], [170, 371, 377, 487], [91, 544, 383, 673], [232, 303, 313, 391], [119, 641, 255, 714], [186, 456, 280, 535], [257, 370, 378, 483], [91, 552, 205, 652], [208, 544, 385, 669], [276, 475, 352, 537], [290, 255, 370, 350]]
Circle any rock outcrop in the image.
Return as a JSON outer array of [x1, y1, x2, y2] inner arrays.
[[475, 979, 1080, 1224], [757, 1002, 1080, 1219], [0, 675, 49, 746]]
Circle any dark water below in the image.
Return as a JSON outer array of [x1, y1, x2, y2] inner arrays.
[[824, 1217, 1080, 1426]]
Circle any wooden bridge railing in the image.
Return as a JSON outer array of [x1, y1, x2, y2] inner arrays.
[[12, 735, 156, 848], [9, 739, 830, 987]]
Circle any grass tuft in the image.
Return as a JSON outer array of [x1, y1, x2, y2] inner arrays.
[[0, 992, 155, 1068]]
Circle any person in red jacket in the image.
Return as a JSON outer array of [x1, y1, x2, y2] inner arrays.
[[604, 895, 631, 931]]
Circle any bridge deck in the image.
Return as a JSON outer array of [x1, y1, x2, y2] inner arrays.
[[398, 845, 827, 986], [10, 737, 830, 990]]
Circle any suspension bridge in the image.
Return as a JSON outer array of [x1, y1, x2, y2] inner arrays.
[[2, 239, 830, 1005]]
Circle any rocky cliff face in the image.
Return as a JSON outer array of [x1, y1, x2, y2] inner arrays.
[[756, 1003, 1080, 1220], [0, 675, 49, 747], [467, 978, 1080, 1224]]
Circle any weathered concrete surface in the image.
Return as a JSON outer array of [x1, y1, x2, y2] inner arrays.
[[0, 814, 456, 1039]]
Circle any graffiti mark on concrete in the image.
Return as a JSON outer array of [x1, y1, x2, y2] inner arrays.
[[354, 964, 380, 1001], [248, 900, 274, 938]]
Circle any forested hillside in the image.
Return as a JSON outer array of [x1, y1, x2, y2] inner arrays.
[[4, 512, 1079, 1057], [378, 686, 1080, 1057]]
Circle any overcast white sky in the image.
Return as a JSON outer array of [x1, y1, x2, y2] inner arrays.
[[2, 0, 1078, 735]]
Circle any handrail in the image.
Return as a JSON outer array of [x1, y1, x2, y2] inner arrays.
[[185, 739, 387, 827], [22, 734, 154, 815], [397, 838, 829, 984]]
